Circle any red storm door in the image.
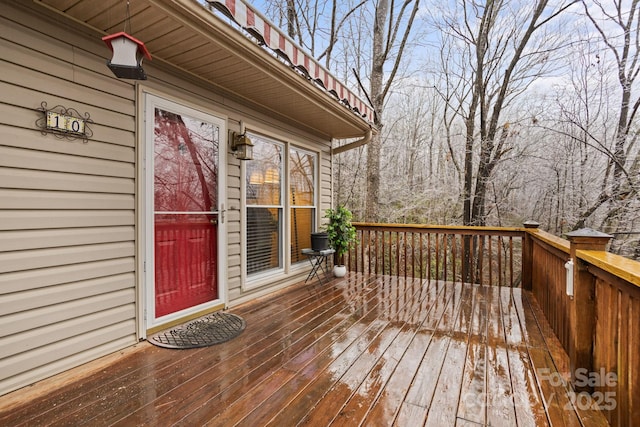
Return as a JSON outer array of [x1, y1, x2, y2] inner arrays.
[[153, 107, 219, 318]]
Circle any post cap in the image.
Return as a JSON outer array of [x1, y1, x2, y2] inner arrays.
[[566, 228, 613, 252], [565, 228, 613, 239]]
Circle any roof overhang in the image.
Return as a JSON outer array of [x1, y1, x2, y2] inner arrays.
[[34, 0, 376, 140]]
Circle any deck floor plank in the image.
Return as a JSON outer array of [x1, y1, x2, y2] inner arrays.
[[456, 284, 489, 426], [332, 286, 457, 426], [404, 283, 476, 426], [485, 286, 518, 427], [392, 282, 466, 425], [297, 278, 439, 426], [177, 276, 398, 426], [253, 277, 426, 427], [0, 274, 609, 426], [70, 278, 355, 426], [125, 276, 387, 426], [1, 282, 334, 424]]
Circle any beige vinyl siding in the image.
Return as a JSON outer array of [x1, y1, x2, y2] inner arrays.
[[0, 0, 339, 396], [226, 168, 243, 297], [320, 151, 333, 222], [0, 2, 137, 396]]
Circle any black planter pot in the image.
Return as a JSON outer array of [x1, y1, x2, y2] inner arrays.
[[311, 232, 329, 251]]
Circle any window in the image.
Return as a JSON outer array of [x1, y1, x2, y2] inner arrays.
[[244, 133, 318, 277], [290, 147, 316, 264], [246, 136, 283, 275]]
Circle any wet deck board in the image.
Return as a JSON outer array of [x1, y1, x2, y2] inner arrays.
[[0, 274, 608, 426]]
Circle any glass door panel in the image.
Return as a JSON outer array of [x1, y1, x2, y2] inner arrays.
[[153, 107, 219, 317]]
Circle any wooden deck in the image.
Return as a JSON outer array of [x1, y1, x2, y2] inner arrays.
[[0, 274, 608, 426]]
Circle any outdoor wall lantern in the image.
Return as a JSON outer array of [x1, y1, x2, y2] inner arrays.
[[230, 131, 254, 160], [102, 32, 152, 80]]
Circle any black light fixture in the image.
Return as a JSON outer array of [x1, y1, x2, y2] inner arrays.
[[101, 1, 151, 80], [230, 131, 254, 160]]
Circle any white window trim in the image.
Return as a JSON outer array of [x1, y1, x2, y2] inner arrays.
[[242, 133, 285, 290], [289, 145, 319, 267], [240, 132, 321, 292]]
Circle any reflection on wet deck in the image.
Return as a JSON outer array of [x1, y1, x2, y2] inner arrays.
[[0, 274, 608, 426]]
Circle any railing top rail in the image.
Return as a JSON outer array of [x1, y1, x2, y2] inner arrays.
[[525, 228, 570, 254], [353, 222, 523, 236], [525, 227, 640, 289], [577, 249, 640, 289]]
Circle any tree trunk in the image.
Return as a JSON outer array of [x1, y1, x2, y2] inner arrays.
[[365, 0, 388, 222]]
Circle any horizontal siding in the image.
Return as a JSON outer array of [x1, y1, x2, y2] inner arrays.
[[0, 59, 134, 117], [0, 210, 134, 230], [0, 273, 135, 316], [0, 242, 135, 273], [0, 305, 135, 360], [0, 2, 137, 396], [0, 226, 134, 252], [0, 189, 134, 210], [1, 289, 135, 338], [320, 151, 332, 214], [0, 114, 135, 154], [0, 122, 135, 162], [1, 259, 135, 294], [1, 331, 137, 396], [0, 167, 134, 193], [1, 22, 134, 104], [0, 10, 130, 79], [0, 145, 134, 178], [225, 123, 242, 301]]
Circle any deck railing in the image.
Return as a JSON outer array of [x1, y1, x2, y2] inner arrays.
[[347, 223, 524, 286], [347, 222, 639, 425], [526, 227, 640, 426]]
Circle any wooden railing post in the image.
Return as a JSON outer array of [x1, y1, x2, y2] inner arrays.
[[566, 228, 612, 391], [522, 220, 540, 291]]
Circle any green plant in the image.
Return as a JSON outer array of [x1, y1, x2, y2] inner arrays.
[[325, 205, 357, 261]]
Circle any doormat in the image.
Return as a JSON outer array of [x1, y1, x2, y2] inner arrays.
[[149, 312, 246, 349]]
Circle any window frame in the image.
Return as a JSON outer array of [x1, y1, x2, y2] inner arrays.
[[241, 131, 320, 291], [289, 145, 318, 266], [244, 134, 285, 281]]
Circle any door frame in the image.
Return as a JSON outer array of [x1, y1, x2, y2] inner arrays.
[[138, 89, 227, 337]]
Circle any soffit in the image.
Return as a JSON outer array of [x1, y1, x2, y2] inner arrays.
[[35, 0, 375, 139]]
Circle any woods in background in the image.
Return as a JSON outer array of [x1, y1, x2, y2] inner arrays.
[[259, 0, 640, 259]]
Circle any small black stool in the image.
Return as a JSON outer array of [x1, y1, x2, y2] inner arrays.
[[302, 248, 335, 285]]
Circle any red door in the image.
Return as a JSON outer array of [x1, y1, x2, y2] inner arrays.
[[153, 107, 219, 318]]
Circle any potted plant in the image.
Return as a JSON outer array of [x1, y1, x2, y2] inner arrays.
[[325, 205, 357, 277]]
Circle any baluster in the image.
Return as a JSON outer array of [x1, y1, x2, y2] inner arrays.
[[435, 233, 440, 281], [498, 235, 503, 287], [509, 236, 514, 287], [452, 234, 457, 282], [427, 232, 432, 282]]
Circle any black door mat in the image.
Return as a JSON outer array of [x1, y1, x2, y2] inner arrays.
[[149, 312, 246, 349]]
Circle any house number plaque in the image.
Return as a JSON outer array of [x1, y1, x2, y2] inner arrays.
[[47, 111, 86, 134], [37, 102, 93, 143]]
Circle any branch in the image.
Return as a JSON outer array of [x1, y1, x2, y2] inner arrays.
[[381, 0, 421, 101], [316, 0, 367, 64], [352, 68, 377, 123]]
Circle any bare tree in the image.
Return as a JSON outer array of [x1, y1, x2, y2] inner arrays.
[[364, 0, 421, 221], [432, 0, 579, 227], [428, 0, 578, 280], [263, 0, 367, 68], [570, 0, 640, 255]]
